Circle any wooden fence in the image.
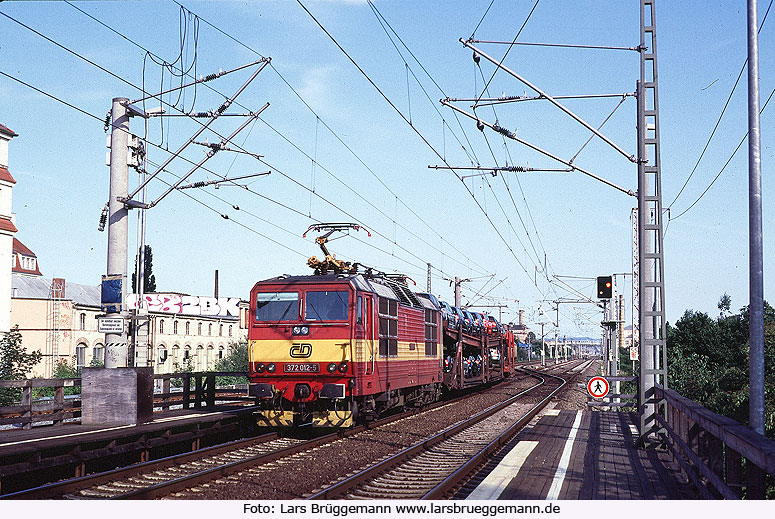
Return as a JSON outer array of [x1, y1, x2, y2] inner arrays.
[[655, 385, 774, 499], [0, 371, 251, 430]]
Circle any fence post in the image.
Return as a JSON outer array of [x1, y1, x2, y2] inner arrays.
[[163, 377, 170, 409], [206, 373, 215, 408], [725, 447, 743, 498], [53, 384, 64, 426], [746, 461, 767, 499], [183, 375, 191, 409], [194, 374, 203, 409], [22, 381, 31, 430]]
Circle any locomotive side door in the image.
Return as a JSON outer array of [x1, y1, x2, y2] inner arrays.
[[363, 294, 375, 375]]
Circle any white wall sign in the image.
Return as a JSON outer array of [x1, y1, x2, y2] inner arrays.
[[126, 294, 241, 317], [98, 317, 125, 333]]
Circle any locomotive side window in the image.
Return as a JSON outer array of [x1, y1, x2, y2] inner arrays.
[[305, 291, 349, 321], [356, 296, 363, 324], [255, 292, 300, 322], [424, 308, 438, 356], [378, 297, 398, 356]]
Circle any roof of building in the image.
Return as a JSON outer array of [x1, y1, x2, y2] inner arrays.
[[12, 238, 36, 257], [12, 274, 101, 306], [0, 217, 18, 234], [0, 167, 16, 184], [0, 124, 17, 138], [12, 238, 41, 276]]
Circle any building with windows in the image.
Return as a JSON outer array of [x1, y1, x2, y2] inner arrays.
[[10, 272, 248, 378], [0, 123, 19, 333]]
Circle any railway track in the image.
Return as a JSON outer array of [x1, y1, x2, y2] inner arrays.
[[307, 360, 591, 499], [0, 364, 592, 499], [2, 368, 546, 500]]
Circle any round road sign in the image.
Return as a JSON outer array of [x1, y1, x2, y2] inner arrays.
[[587, 376, 610, 399]]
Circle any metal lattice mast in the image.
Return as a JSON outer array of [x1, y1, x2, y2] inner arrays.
[[637, 0, 668, 445]]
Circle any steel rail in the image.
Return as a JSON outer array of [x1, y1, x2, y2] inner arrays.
[[306, 369, 552, 499], [424, 360, 591, 499], [2, 371, 526, 499]]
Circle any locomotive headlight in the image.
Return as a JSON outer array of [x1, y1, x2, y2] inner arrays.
[[338, 362, 348, 373], [267, 363, 276, 373], [292, 326, 310, 336], [256, 363, 266, 373], [327, 362, 338, 373]]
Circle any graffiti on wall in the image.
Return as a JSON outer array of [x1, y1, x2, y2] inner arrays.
[[126, 294, 241, 318]]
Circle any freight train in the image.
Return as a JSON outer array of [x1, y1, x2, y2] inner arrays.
[[247, 224, 515, 427]]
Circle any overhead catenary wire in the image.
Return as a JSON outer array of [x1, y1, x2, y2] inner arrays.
[[172, 0, 492, 279], [667, 0, 774, 210], [296, 0, 551, 303], [20, 5, 469, 281]]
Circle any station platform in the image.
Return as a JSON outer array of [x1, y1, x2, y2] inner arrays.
[[0, 405, 259, 495], [467, 409, 697, 500]]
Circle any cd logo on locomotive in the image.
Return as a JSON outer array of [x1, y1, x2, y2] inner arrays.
[[289, 343, 312, 358]]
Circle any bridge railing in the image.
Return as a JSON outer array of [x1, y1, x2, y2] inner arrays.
[[655, 385, 774, 499], [0, 371, 252, 429]]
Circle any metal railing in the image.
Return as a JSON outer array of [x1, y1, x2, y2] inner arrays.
[[655, 385, 774, 499], [0, 371, 251, 430]]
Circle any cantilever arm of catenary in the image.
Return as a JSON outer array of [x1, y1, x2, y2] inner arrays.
[[146, 102, 269, 208], [130, 58, 271, 105], [440, 99, 636, 197], [126, 59, 271, 201], [462, 39, 637, 164]]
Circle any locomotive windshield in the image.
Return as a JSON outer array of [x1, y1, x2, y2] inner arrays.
[[255, 292, 299, 322], [305, 291, 349, 321]]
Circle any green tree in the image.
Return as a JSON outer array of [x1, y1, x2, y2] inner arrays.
[[667, 297, 775, 438], [131, 244, 157, 293], [32, 358, 81, 398], [0, 326, 42, 406], [212, 338, 249, 385]]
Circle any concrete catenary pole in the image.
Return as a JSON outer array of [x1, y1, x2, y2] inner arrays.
[[105, 97, 130, 368], [747, 0, 765, 436]]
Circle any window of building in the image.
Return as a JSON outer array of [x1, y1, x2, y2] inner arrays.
[[79, 313, 86, 331], [218, 346, 224, 359], [185, 321, 190, 335], [228, 325, 232, 337], [219, 324, 223, 336], [92, 344, 104, 365], [159, 319, 165, 334], [76, 344, 87, 371], [158, 346, 168, 364], [184, 345, 191, 360], [208, 323, 212, 336], [197, 322, 202, 335], [174, 320, 179, 335], [378, 297, 398, 357]]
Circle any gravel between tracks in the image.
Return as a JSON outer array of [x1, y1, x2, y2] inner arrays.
[[168, 372, 551, 500]]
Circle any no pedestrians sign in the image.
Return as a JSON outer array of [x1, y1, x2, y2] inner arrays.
[[587, 376, 610, 399]]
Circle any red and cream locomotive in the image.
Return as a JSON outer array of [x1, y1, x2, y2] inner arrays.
[[247, 224, 515, 427]]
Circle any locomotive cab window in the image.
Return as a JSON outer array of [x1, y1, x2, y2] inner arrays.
[[304, 290, 349, 321], [255, 292, 300, 322]]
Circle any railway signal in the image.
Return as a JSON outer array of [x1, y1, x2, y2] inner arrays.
[[596, 276, 613, 299]]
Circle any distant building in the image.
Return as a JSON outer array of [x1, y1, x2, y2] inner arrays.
[[507, 309, 531, 343], [11, 271, 248, 378], [12, 238, 42, 277], [0, 123, 19, 333]]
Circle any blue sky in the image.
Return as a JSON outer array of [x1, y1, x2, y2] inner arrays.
[[0, 1, 772, 337]]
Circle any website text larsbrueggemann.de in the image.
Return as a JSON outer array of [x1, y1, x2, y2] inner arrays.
[[242, 502, 562, 517]]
